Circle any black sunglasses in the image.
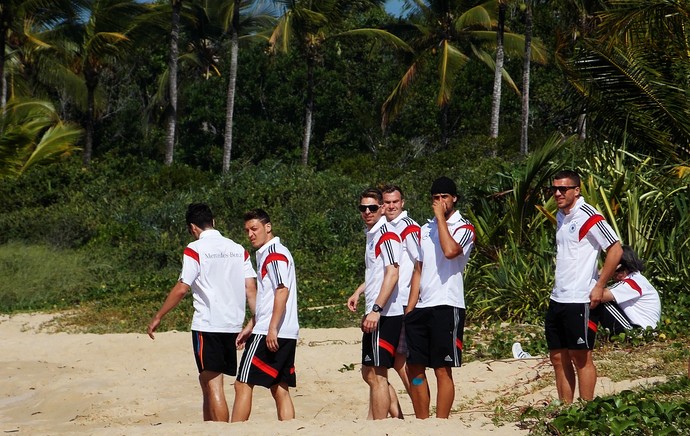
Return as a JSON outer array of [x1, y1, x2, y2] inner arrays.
[[549, 185, 578, 194], [358, 204, 380, 213]]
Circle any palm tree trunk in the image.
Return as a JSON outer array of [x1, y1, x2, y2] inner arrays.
[[0, 7, 9, 110], [302, 56, 314, 166], [490, 1, 506, 141], [83, 81, 96, 166], [164, 0, 181, 166], [222, 0, 240, 174], [520, 2, 533, 155]]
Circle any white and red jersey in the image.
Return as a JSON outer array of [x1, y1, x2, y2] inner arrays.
[[179, 229, 257, 333], [418, 211, 475, 309], [253, 237, 299, 339], [552, 197, 620, 303], [609, 271, 661, 329], [364, 216, 403, 316], [389, 211, 421, 307]]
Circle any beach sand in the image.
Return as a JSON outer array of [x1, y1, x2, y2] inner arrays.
[[0, 313, 664, 435]]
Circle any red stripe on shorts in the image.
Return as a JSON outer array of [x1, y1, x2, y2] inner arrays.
[[379, 338, 395, 355], [588, 320, 598, 332], [252, 356, 279, 379], [456, 339, 463, 350]]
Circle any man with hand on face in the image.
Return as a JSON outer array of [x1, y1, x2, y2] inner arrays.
[[405, 176, 475, 419], [147, 203, 257, 422], [232, 209, 299, 422], [347, 188, 403, 420], [546, 170, 622, 404]]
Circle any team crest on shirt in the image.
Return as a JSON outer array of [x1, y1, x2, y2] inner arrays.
[[569, 222, 577, 234]]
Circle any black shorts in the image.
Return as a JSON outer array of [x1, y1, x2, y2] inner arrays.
[[592, 301, 638, 336], [236, 334, 297, 388], [191, 330, 238, 375], [405, 305, 465, 368], [545, 300, 597, 350], [362, 315, 403, 368]]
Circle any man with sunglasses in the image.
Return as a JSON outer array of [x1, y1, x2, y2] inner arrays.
[[546, 170, 622, 404], [349, 188, 403, 420], [147, 203, 257, 421], [405, 176, 475, 419]]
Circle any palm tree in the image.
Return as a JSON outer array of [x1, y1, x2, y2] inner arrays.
[[164, 0, 183, 166], [269, 0, 400, 166], [519, 0, 532, 154], [556, 0, 690, 161], [489, 0, 507, 140], [47, 0, 151, 166], [0, 98, 82, 178], [382, 0, 546, 146]]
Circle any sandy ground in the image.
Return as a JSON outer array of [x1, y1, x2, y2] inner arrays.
[[0, 313, 666, 435]]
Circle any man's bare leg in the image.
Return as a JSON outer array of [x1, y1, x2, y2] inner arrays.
[[387, 382, 404, 419], [361, 365, 390, 420], [550, 349, 576, 403], [570, 349, 596, 401], [406, 364, 430, 419], [270, 383, 295, 421], [434, 366, 454, 418], [198, 371, 229, 422], [230, 381, 254, 422]]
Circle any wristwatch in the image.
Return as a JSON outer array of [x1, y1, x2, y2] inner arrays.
[[372, 304, 382, 313]]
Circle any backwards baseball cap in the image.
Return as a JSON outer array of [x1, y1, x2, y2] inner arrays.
[[430, 176, 457, 196]]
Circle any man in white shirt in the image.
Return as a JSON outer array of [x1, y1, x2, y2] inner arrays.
[[546, 170, 622, 403], [147, 203, 257, 422]]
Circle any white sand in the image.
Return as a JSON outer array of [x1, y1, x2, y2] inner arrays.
[[0, 313, 663, 435]]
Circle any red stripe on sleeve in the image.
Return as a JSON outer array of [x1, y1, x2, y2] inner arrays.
[[400, 224, 421, 242], [379, 339, 395, 356], [579, 215, 605, 241], [453, 224, 476, 242], [184, 247, 200, 264], [374, 232, 401, 258], [252, 356, 279, 379], [261, 252, 289, 278], [588, 320, 598, 332], [623, 278, 643, 295], [244, 250, 250, 261]]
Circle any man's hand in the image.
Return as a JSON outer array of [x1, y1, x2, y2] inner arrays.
[[347, 291, 361, 312], [266, 328, 279, 352], [590, 284, 604, 309], [147, 317, 161, 340], [361, 311, 381, 333], [432, 198, 447, 219]]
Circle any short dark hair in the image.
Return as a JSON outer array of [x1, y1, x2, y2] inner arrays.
[[243, 208, 271, 225], [553, 169, 581, 187], [619, 245, 645, 273], [359, 188, 383, 204], [186, 203, 214, 229], [381, 185, 404, 199]]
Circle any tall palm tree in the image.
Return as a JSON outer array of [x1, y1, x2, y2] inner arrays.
[[0, 98, 82, 178], [489, 0, 508, 140], [47, 0, 151, 166], [519, 0, 532, 154], [269, 0, 399, 166], [382, 0, 546, 146], [164, 0, 182, 166]]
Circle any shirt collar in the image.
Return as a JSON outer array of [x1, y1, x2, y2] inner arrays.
[[389, 210, 408, 225], [427, 210, 461, 225], [257, 236, 280, 254], [199, 229, 221, 239], [367, 215, 388, 235]]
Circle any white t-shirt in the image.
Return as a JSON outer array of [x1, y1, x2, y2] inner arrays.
[[609, 271, 661, 329], [389, 211, 421, 307], [252, 237, 299, 339], [417, 211, 475, 309], [552, 197, 620, 303], [364, 216, 403, 316], [180, 229, 257, 333]]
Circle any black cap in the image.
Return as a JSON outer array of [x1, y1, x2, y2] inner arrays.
[[430, 176, 457, 196]]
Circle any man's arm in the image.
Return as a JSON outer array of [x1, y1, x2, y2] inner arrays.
[[266, 285, 289, 352], [432, 202, 461, 259], [406, 261, 422, 314], [601, 288, 616, 303], [347, 282, 366, 312], [147, 281, 190, 339], [362, 264, 399, 333], [245, 277, 257, 315], [590, 241, 623, 308]]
